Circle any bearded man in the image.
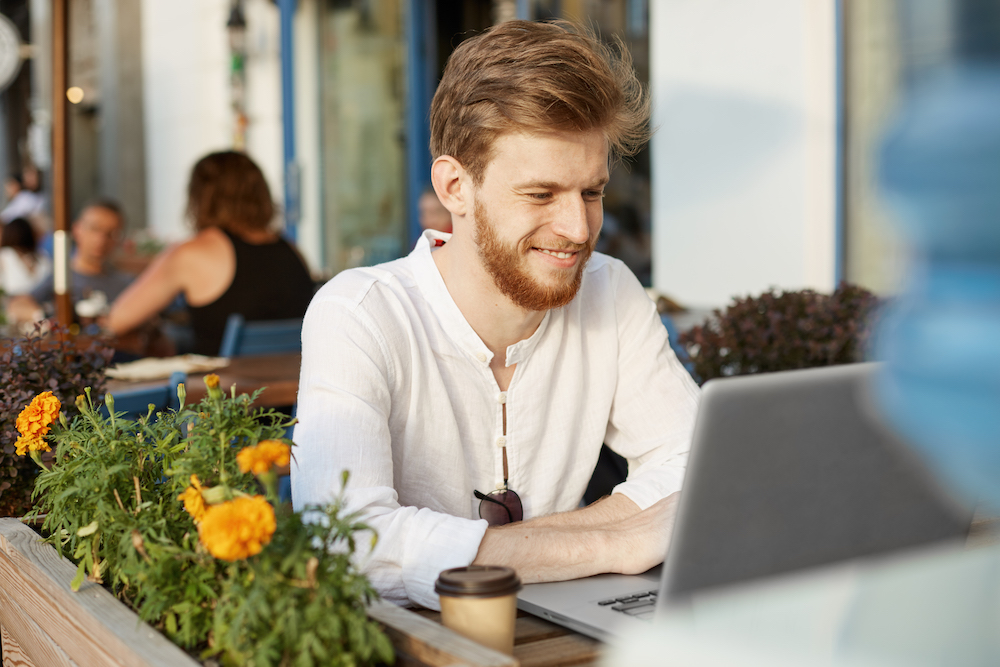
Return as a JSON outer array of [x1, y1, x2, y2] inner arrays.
[[292, 20, 700, 609]]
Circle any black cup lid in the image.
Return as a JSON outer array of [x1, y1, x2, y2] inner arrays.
[[435, 565, 522, 599]]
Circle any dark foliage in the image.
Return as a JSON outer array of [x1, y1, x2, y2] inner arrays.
[[678, 284, 878, 385], [0, 327, 113, 516]]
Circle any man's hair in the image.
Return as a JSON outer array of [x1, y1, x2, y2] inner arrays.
[[1, 217, 36, 252], [429, 20, 650, 184], [74, 199, 125, 227], [186, 151, 274, 233]]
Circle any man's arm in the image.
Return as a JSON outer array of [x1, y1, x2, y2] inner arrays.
[[473, 492, 678, 582], [293, 283, 489, 609]]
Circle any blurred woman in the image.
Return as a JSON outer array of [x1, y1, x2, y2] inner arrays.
[[108, 151, 314, 355], [0, 217, 51, 295]]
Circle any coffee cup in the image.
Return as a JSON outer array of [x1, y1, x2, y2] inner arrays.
[[435, 565, 522, 655]]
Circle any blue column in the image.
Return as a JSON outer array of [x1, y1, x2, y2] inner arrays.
[[279, 0, 299, 241], [405, 0, 434, 246]]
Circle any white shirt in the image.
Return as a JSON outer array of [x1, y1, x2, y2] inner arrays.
[[0, 247, 51, 295], [292, 231, 700, 608]]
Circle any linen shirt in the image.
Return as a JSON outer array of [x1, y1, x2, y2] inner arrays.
[[292, 230, 700, 608]]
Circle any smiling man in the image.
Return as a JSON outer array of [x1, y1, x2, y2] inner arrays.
[[292, 20, 700, 608]]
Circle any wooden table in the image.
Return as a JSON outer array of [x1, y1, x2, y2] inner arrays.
[[369, 600, 602, 667], [106, 352, 301, 408]]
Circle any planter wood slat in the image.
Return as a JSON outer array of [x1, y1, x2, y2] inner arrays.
[[0, 586, 77, 667], [0, 518, 199, 667], [1, 517, 535, 667], [2, 623, 40, 667]]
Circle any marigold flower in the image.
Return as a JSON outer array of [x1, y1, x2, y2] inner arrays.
[[204, 374, 220, 389], [198, 495, 276, 561], [14, 392, 61, 456], [15, 435, 50, 456], [236, 440, 291, 475], [177, 474, 207, 522]]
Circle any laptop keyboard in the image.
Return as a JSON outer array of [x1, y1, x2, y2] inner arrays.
[[597, 590, 657, 620]]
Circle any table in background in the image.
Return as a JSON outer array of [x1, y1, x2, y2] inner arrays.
[[106, 352, 301, 408]]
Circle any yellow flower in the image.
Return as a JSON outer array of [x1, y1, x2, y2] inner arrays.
[[15, 435, 49, 456], [177, 475, 207, 522], [204, 374, 220, 389], [198, 495, 276, 561], [14, 392, 61, 456], [236, 440, 291, 475]]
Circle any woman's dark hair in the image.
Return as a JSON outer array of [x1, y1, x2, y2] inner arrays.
[[186, 151, 275, 233], [1, 218, 36, 253]]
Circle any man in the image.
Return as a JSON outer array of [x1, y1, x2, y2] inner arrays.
[[292, 20, 700, 609], [8, 201, 132, 325]]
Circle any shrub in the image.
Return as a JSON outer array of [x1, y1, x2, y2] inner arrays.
[[678, 284, 878, 385], [0, 327, 113, 516]]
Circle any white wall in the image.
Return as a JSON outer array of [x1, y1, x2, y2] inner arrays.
[[650, 0, 838, 308], [141, 0, 304, 249]]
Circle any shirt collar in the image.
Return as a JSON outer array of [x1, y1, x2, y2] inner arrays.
[[411, 230, 553, 368]]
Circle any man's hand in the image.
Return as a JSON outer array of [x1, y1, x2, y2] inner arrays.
[[472, 492, 680, 584]]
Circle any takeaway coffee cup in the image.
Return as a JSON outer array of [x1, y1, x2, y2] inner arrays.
[[435, 565, 522, 655]]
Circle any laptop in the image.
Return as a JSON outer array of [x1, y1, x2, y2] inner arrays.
[[516, 363, 972, 641]]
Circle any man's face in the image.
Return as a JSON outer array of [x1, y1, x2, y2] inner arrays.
[[72, 206, 122, 265], [470, 129, 608, 311]]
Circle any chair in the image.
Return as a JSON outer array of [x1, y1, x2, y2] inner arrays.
[[218, 313, 304, 358], [219, 314, 302, 503], [101, 371, 186, 420]]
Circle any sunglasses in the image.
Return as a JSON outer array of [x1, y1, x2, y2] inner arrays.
[[474, 487, 523, 526]]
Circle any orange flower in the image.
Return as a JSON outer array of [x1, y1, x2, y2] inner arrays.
[[198, 495, 276, 561], [236, 440, 291, 475], [15, 392, 61, 456], [177, 475, 207, 522], [204, 374, 220, 389]]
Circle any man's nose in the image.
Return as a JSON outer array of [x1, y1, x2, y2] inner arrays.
[[552, 197, 591, 245]]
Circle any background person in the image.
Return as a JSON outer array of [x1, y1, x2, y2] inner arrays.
[[0, 218, 51, 296], [6, 201, 132, 325], [1, 172, 46, 224], [418, 186, 452, 234], [107, 151, 314, 356]]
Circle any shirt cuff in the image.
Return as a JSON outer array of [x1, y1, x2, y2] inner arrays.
[[400, 509, 489, 609], [611, 459, 687, 510]]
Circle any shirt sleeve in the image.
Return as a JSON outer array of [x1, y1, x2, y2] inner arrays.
[[291, 281, 487, 609], [604, 268, 701, 509]]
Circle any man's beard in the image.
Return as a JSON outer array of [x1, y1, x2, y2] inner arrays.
[[473, 196, 595, 312]]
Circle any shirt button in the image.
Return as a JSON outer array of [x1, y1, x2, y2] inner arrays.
[[496, 436, 507, 447], [476, 352, 487, 363], [498, 392, 507, 404]]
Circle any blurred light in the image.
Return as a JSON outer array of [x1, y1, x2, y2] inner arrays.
[[66, 87, 84, 104]]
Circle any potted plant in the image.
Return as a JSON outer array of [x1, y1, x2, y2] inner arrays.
[[678, 283, 878, 385], [6, 375, 394, 666]]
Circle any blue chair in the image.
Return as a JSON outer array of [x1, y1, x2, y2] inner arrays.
[[102, 371, 186, 420], [661, 313, 696, 377], [218, 314, 302, 503], [218, 313, 303, 358]]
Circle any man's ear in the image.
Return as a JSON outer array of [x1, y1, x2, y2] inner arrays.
[[431, 155, 469, 217]]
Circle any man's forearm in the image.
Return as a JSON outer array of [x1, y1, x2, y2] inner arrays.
[[521, 492, 639, 529], [472, 493, 679, 584]]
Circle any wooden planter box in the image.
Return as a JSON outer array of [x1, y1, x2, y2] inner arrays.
[[0, 518, 518, 667]]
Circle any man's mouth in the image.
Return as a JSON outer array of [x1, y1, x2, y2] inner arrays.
[[535, 248, 576, 259]]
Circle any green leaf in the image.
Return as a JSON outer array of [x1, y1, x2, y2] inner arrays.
[[77, 520, 99, 537], [70, 559, 86, 592]]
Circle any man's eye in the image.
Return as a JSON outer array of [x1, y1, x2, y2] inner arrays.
[[529, 192, 552, 200], [583, 190, 605, 200]]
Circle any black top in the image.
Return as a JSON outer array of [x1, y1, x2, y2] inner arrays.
[[189, 229, 314, 355]]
